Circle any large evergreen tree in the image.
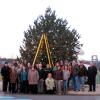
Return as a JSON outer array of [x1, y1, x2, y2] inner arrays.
[[20, 7, 82, 65]]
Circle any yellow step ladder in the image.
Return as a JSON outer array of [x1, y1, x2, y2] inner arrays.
[[32, 33, 54, 67]]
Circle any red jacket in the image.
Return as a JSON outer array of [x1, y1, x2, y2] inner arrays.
[[54, 70, 63, 80]]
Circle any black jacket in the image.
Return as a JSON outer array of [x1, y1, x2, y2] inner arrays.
[[78, 65, 87, 76], [44, 68, 53, 79], [88, 66, 97, 81], [72, 64, 79, 76], [38, 69, 45, 80], [1, 66, 10, 81]]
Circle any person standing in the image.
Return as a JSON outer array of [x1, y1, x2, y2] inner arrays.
[[27, 63, 32, 70], [96, 68, 100, 84], [28, 66, 39, 94], [16, 63, 22, 93], [72, 60, 80, 91], [20, 64, 28, 93], [10, 65, 18, 93], [54, 66, 63, 95], [1, 62, 10, 92], [37, 63, 45, 94], [44, 64, 53, 93], [45, 73, 55, 94], [78, 61, 87, 91], [44, 64, 53, 79], [52, 62, 59, 72], [63, 66, 70, 94], [88, 62, 97, 92], [27, 62, 32, 93], [67, 63, 73, 90]]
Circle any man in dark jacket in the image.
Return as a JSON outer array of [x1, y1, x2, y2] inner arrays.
[[88, 62, 97, 92], [78, 61, 87, 91], [1, 62, 10, 92], [37, 63, 45, 94], [44, 64, 53, 79]]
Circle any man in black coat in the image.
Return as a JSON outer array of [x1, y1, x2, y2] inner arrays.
[[1, 62, 10, 92], [88, 62, 97, 92], [37, 63, 45, 94]]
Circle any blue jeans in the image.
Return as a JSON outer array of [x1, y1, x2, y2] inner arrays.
[[72, 76, 80, 91], [79, 76, 85, 90], [63, 80, 68, 94]]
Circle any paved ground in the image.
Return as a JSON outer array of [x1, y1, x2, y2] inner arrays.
[[68, 84, 100, 95], [0, 95, 100, 100], [0, 81, 100, 99]]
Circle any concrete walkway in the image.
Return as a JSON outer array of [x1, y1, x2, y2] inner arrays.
[[68, 84, 100, 95]]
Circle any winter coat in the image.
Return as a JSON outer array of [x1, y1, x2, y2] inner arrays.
[[16, 68, 22, 83], [44, 68, 53, 79], [45, 78, 55, 90], [20, 69, 28, 82], [10, 69, 18, 83], [54, 70, 63, 80], [1, 66, 10, 81], [72, 64, 79, 76], [78, 65, 87, 77], [28, 69, 39, 85], [88, 66, 97, 82], [52, 66, 58, 71], [38, 69, 45, 80]]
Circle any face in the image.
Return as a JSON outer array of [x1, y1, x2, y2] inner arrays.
[[20, 63, 23, 69], [90, 62, 95, 67], [56, 62, 59, 67], [72, 61, 77, 66], [47, 64, 50, 68], [60, 60, 63, 66], [39, 63, 42, 69], [8, 63, 12, 68], [48, 73, 52, 78], [11, 66, 15, 70], [58, 66, 60, 70], [24, 60, 27, 64], [17, 61, 19, 64], [65, 62, 68, 66], [23, 66, 25, 70], [80, 62, 84, 66], [68, 63, 71, 66], [5, 63, 8, 66], [65, 66, 68, 70], [28, 63, 31, 67]]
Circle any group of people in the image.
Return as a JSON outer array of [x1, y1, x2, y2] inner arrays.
[[0, 60, 97, 95]]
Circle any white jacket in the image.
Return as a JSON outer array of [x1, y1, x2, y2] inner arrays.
[[45, 78, 55, 90]]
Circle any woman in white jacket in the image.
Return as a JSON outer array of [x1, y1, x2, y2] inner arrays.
[[45, 73, 55, 94]]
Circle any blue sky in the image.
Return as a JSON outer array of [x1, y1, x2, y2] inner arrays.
[[0, 0, 100, 60]]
